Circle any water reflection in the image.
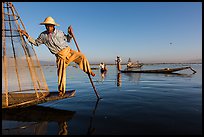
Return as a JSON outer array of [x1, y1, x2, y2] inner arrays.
[[87, 99, 100, 135], [163, 72, 195, 77], [58, 121, 68, 135], [124, 73, 141, 83], [2, 105, 75, 135], [116, 72, 122, 87], [100, 71, 107, 82], [147, 72, 195, 78], [116, 71, 195, 87]]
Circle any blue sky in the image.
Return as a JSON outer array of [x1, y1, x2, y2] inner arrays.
[[13, 2, 202, 64]]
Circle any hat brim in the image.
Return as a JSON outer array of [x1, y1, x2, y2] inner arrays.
[[40, 22, 60, 26]]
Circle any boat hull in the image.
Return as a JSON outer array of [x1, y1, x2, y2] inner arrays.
[[121, 66, 196, 74]]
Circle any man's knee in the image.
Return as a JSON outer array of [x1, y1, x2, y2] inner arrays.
[[78, 53, 85, 59]]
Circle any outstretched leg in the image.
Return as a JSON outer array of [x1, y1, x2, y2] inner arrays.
[[65, 50, 95, 77]]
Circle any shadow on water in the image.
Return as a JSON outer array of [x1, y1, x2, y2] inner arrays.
[[2, 105, 76, 135]]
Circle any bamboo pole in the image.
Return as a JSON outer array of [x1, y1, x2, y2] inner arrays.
[[2, 3, 9, 107], [69, 26, 101, 99], [6, 3, 22, 93]]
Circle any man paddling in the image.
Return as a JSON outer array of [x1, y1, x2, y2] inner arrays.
[[20, 16, 95, 97]]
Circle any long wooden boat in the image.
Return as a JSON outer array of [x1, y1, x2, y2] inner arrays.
[[2, 90, 76, 109], [121, 66, 196, 74]]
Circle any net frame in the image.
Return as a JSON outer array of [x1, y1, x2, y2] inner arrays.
[[2, 2, 49, 108]]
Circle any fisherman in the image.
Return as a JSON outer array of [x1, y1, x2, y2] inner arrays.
[[115, 56, 122, 72], [99, 62, 108, 73], [20, 16, 95, 97], [127, 62, 132, 68]]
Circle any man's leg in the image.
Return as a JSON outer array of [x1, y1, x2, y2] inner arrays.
[[57, 57, 67, 96], [65, 50, 95, 76]]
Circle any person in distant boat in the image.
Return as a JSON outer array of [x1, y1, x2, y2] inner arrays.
[[99, 62, 108, 73], [127, 57, 132, 68], [127, 62, 133, 68], [115, 56, 122, 71], [20, 16, 95, 97]]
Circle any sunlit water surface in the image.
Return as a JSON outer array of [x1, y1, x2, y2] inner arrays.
[[2, 64, 202, 135]]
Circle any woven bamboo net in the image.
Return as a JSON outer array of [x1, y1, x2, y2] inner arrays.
[[2, 2, 49, 108]]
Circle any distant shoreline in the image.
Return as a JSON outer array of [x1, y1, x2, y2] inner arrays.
[[90, 62, 202, 65], [39, 59, 202, 66]]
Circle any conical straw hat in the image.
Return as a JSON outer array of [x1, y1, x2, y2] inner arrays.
[[40, 16, 60, 26]]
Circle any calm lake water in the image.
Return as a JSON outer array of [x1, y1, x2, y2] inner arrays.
[[2, 64, 202, 135]]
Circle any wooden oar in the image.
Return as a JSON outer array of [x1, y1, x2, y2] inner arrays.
[[69, 26, 101, 99]]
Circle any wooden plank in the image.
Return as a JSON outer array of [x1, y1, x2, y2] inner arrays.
[[2, 90, 76, 109]]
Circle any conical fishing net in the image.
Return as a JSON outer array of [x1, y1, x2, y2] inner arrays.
[[2, 2, 49, 108]]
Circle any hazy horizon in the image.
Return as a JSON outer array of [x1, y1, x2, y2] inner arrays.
[[39, 58, 202, 65]]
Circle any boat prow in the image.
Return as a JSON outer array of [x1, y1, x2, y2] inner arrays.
[[2, 90, 76, 110]]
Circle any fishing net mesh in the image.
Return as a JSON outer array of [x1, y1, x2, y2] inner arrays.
[[2, 2, 49, 108]]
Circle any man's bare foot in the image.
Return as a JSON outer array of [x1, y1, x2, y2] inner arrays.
[[59, 92, 65, 97], [90, 72, 95, 77]]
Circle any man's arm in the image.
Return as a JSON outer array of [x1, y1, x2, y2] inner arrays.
[[66, 33, 73, 42], [19, 30, 42, 46], [66, 26, 73, 42]]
